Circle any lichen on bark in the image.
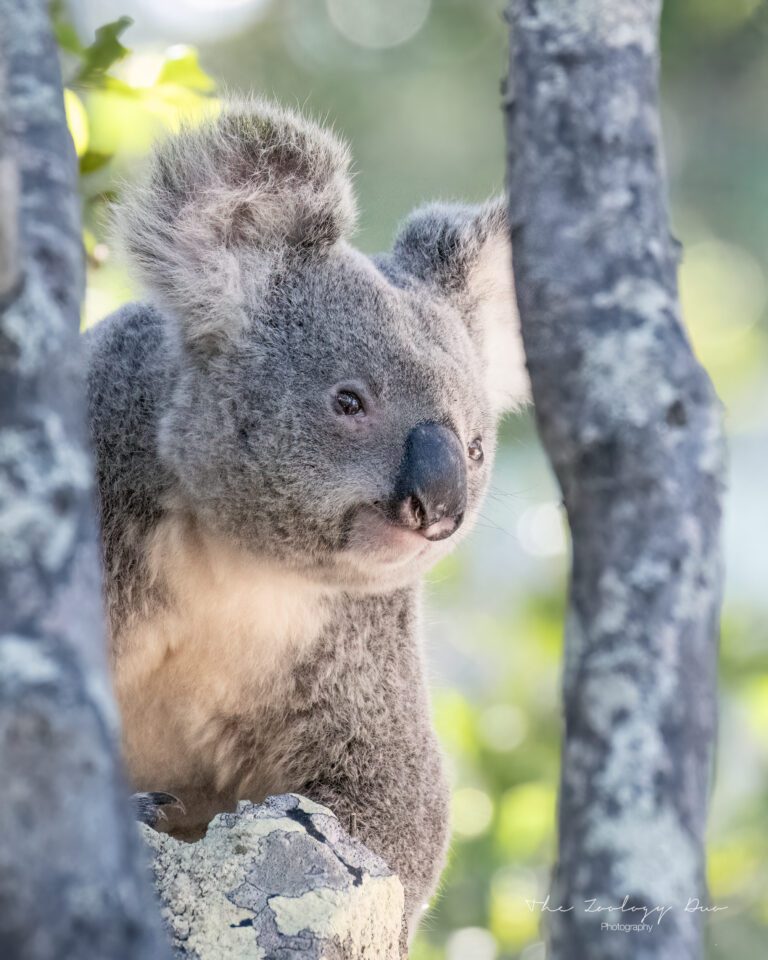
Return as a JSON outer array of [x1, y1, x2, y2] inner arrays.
[[504, 2, 724, 959], [0, 2, 171, 957], [143, 794, 404, 960]]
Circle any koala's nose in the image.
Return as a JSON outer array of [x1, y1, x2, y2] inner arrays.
[[394, 422, 467, 541]]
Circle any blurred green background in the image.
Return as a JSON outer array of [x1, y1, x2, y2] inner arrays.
[[56, 1, 768, 957]]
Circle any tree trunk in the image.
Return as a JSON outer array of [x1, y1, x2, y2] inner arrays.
[[0, 2, 171, 957], [504, 3, 724, 959]]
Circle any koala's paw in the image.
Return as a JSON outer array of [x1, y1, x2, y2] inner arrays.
[[132, 791, 186, 828]]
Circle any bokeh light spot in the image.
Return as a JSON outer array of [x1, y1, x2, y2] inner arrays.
[[489, 868, 542, 948], [326, 0, 431, 49], [452, 787, 494, 839], [446, 926, 497, 960], [119, 51, 165, 88], [679, 237, 767, 403], [520, 942, 546, 960], [496, 782, 555, 857], [478, 703, 527, 752], [680, 239, 766, 348], [516, 503, 567, 558], [64, 89, 89, 156]]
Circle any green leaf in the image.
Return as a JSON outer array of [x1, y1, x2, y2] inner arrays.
[[99, 75, 144, 99], [157, 47, 216, 93], [50, 0, 83, 53], [79, 151, 114, 175], [76, 16, 134, 86], [55, 23, 84, 56]]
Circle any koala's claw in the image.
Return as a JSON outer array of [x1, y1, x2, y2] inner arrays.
[[132, 791, 186, 827]]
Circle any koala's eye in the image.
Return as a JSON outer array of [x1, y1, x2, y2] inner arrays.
[[335, 390, 365, 417], [468, 438, 484, 462]]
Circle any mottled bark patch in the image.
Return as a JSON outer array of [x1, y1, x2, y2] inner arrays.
[[143, 793, 404, 959], [505, 2, 724, 958]]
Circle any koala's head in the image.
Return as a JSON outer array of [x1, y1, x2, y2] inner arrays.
[[117, 99, 529, 591]]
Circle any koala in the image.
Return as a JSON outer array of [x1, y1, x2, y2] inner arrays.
[[86, 99, 528, 949]]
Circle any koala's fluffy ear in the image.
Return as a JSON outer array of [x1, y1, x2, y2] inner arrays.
[[391, 200, 530, 413], [114, 98, 356, 356]]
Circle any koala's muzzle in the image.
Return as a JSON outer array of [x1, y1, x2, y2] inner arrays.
[[393, 422, 467, 541]]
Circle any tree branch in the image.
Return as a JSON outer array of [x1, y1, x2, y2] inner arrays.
[[0, 2, 171, 956], [143, 794, 404, 959], [504, 3, 724, 959]]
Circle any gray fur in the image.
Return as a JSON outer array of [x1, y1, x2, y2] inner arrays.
[[86, 99, 527, 947]]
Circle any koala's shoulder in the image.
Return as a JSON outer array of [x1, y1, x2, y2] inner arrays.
[[86, 301, 165, 378], [85, 303, 171, 418], [85, 303, 176, 499]]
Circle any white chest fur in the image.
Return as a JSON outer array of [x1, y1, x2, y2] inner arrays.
[[113, 516, 330, 799]]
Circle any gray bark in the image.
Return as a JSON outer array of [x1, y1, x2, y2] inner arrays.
[[504, 3, 724, 960], [143, 794, 404, 959], [0, 2, 171, 958]]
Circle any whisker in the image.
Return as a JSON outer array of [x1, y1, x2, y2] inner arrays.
[[475, 511, 518, 540]]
